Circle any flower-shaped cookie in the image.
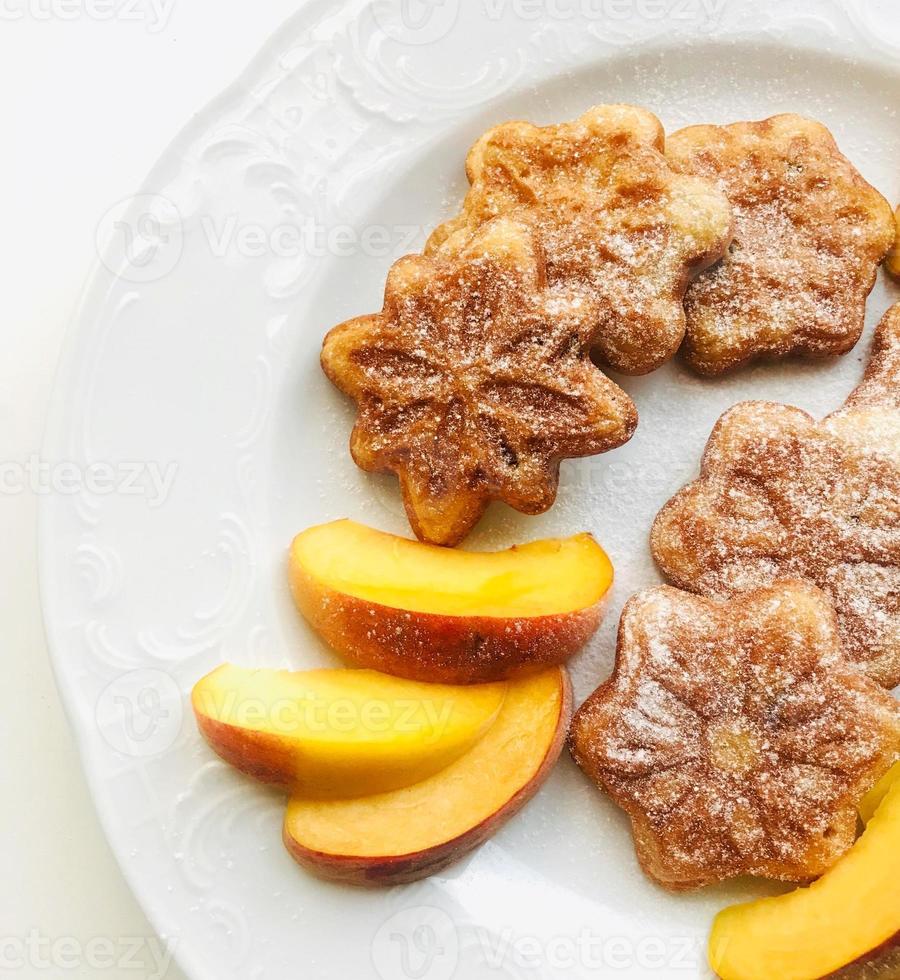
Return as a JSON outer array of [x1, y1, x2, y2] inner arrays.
[[569, 582, 900, 891], [322, 217, 638, 546], [667, 114, 895, 374], [425, 105, 733, 375], [652, 304, 900, 689]]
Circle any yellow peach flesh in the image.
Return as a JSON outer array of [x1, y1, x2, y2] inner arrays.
[[192, 664, 505, 798], [284, 667, 565, 859], [886, 206, 899, 277], [290, 519, 611, 618], [860, 762, 900, 824], [709, 779, 900, 980]]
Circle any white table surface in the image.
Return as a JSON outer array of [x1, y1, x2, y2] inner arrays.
[[0, 5, 298, 977]]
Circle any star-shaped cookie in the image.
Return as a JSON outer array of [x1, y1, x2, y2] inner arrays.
[[569, 582, 900, 891], [667, 114, 895, 374], [322, 216, 638, 546], [652, 303, 900, 688], [425, 104, 733, 375]]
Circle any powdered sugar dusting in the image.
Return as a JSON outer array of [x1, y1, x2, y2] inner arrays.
[[570, 582, 900, 890], [652, 306, 900, 688], [426, 104, 733, 375], [322, 215, 638, 545], [668, 114, 895, 374]]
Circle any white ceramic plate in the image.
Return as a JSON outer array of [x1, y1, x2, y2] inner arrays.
[[40, 1, 900, 978]]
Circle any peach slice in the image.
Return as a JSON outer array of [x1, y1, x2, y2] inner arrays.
[[860, 762, 900, 824], [709, 776, 900, 980], [887, 205, 899, 278], [192, 664, 505, 798], [289, 519, 612, 684], [283, 667, 571, 885]]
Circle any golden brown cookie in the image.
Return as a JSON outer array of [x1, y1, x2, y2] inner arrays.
[[667, 114, 895, 374], [425, 105, 733, 375], [322, 216, 638, 546], [651, 304, 900, 688], [569, 582, 900, 892]]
